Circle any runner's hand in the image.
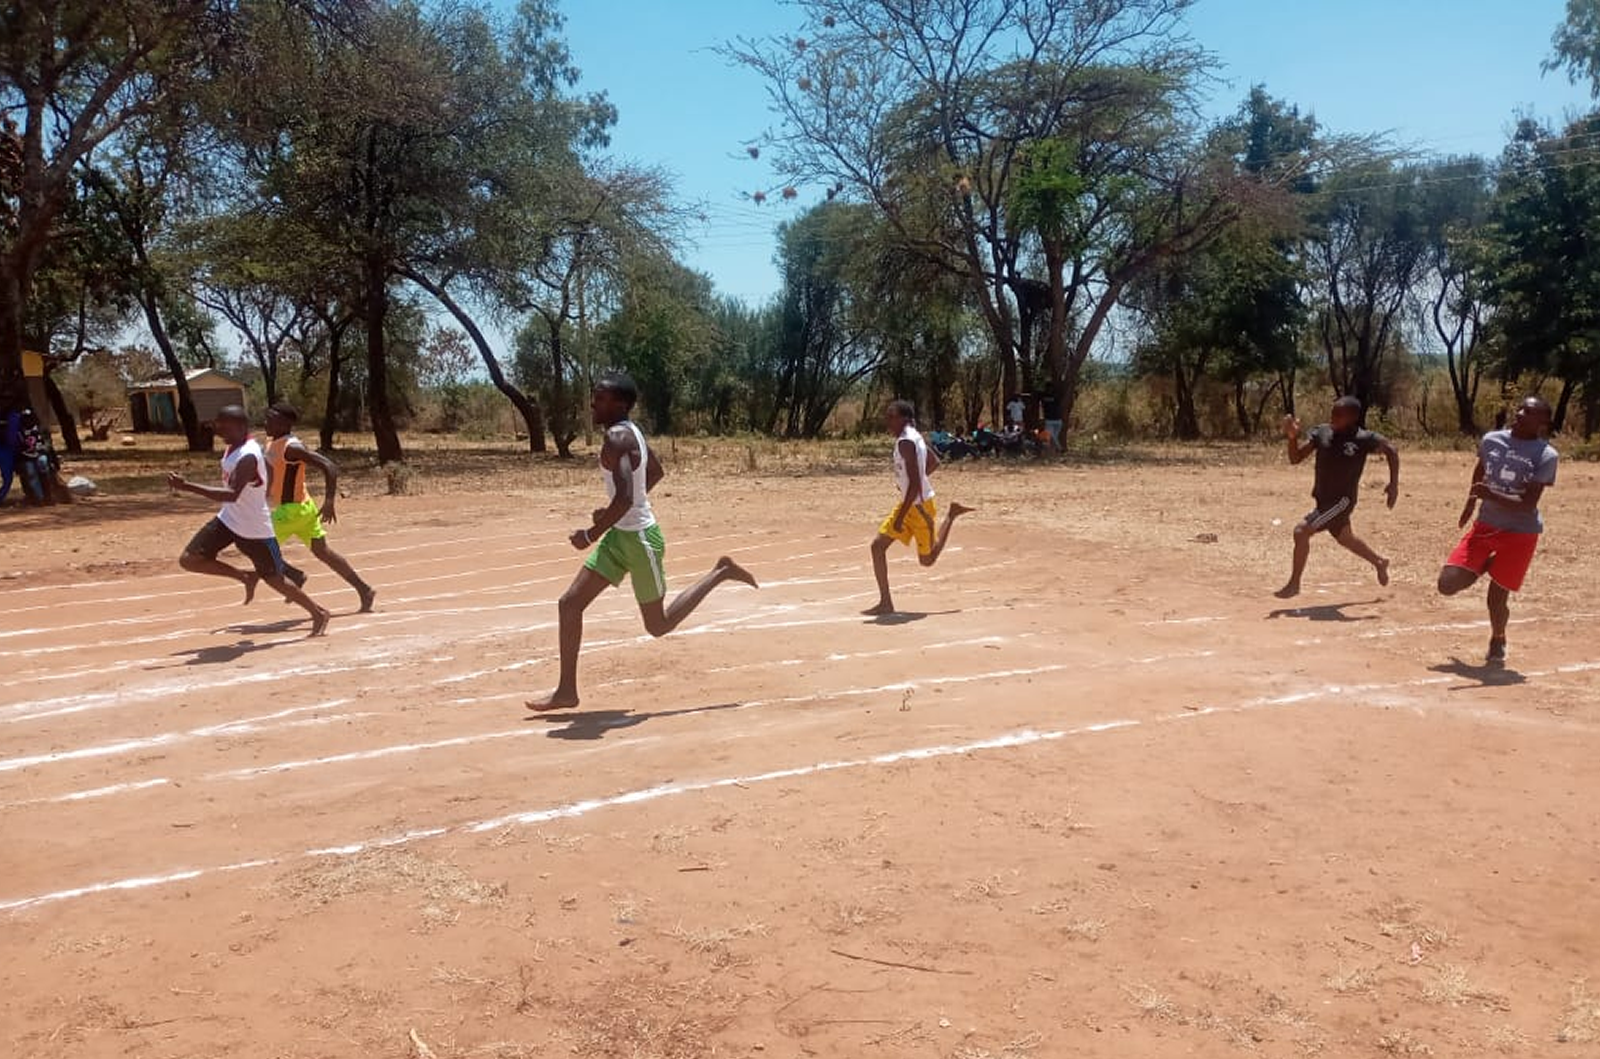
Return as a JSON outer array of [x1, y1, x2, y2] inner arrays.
[[1459, 498, 1477, 528], [322, 501, 338, 525], [569, 529, 590, 550], [1469, 482, 1493, 501], [167, 472, 185, 493], [1281, 415, 1301, 440], [1385, 482, 1399, 509]]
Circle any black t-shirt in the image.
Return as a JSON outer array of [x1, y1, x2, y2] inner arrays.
[[1309, 425, 1384, 504], [1041, 395, 1061, 420]]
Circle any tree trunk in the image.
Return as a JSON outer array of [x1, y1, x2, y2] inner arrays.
[[320, 324, 345, 451], [0, 265, 28, 411], [141, 292, 208, 451], [1553, 376, 1577, 434], [400, 267, 546, 454], [1172, 361, 1201, 440], [364, 258, 403, 464], [1233, 378, 1251, 437], [42, 369, 82, 454], [545, 318, 575, 458]]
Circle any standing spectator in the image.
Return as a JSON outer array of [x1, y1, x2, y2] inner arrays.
[[1040, 391, 1063, 451], [1005, 393, 1025, 429]]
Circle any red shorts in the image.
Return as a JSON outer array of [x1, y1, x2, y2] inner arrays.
[[1446, 522, 1541, 592]]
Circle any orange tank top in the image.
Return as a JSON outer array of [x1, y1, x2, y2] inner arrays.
[[264, 435, 308, 506]]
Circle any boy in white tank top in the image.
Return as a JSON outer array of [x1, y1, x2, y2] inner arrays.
[[864, 399, 974, 617], [168, 405, 331, 636], [529, 372, 758, 711]]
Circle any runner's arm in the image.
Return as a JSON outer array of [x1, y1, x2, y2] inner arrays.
[[1458, 459, 1485, 527], [925, 447, 941, 476], [1378, 437, 1400, 508], [1471, 476, 1547, 510], [571, 428, 634, 548], [289, 441, 341, 522], [645, 449, 664, 491], [1282, 417, 1315, 463], [169, 454, 260, 503]]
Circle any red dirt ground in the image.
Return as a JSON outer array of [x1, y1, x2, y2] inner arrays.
[[2, 444, 1598, 1059]]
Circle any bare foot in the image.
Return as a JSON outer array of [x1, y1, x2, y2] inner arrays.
[[527, 690, 581, 712], [1273, 583, 1300, 600], [242, 573, 260, 605], [1375, 558, 1391, 587], [948, 502, 977, 517], [358, 586, 377, 613], [716, 557, 759, 589], [308, 608, 331, 637], [861, 601, 895, 617]]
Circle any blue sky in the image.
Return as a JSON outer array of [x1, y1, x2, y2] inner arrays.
[[546, 0, 1593, 306]]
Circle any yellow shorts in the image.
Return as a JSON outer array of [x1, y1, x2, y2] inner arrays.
[[879, 499, 938, 557], [271, 499, 327, 545]]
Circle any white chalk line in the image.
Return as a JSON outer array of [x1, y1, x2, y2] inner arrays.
[[0, 553, 1023, 712], [0, 700, 360, 775], [0, 533, 837, 655], [14, 661, 1597, 915]]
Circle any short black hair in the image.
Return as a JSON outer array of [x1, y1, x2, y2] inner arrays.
[[268, 401, 300, 423], [594, 371, 638, 411], [215, 405, 249, 423], [887, 399, 916, 421], [1523, 395, 1553, 417], [1333, 396, 1363, 414]]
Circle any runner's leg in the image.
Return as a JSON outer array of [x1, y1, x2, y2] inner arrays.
[[640, 557, 758, 637], [863, 534, 896, 615], [919, 503, 975, 567], [1333, 524, 1390, 586], [528, 567, 612, 710], [311, 537, 376, 609], [1275, 520, 1314, 599]]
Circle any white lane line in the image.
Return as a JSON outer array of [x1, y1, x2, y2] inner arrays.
[[0, 560, 1024, 713], [0, 529, 806, 618], [15, 660, 1593, 916], [9, 659, 1600, 915], [0, 701, 363, 774], [2, 778, 172, 808]]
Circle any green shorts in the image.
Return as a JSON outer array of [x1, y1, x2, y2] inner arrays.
[[271, 499, 327, 544], [585, 524, 667, 604]]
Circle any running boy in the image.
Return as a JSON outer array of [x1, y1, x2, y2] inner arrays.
[[1277, 396, 1399, 599], [263, 402, 377, 612], [864, 399, 974, 617], [528, 373, 758, 710], [1437, 396, 1558, 666], [169, 405, 331, 636]]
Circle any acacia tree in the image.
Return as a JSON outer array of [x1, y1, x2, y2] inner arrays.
[[1415, 156, 1496, 435], [0, 0, 238, 409], [1483, 116, 1600, 436], [1306, 160, 1431, 414]]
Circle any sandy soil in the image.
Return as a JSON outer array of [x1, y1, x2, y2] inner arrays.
[[2, 440, 1598, 1059]]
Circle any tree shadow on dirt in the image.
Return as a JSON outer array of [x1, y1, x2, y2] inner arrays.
[[1428, 658, 1528, 689], [1265, 599, 1381, 622], [534, 702, 746, 741]]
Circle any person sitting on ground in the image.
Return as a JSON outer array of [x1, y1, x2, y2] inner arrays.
[[17, 409, 55, 505]]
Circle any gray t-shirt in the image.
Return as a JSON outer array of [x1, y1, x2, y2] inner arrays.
[[1478, 430, 1558, 534]]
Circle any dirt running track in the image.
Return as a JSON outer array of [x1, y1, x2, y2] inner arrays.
[[2, 448, 1599, 1059]]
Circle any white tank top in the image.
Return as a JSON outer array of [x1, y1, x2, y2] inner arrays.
[[604, 421, 656, 532], [893, 425, 935, 503], [217, 437, 275, 539]]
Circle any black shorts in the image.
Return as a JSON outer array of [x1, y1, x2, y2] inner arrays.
[[185, 517, 285, 578], [1303, 497, 1355, 537]]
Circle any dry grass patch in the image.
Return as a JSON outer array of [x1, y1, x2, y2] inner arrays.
[[1125, 983, 1184, 1023], [1557, 978, 1600, 1043], [952, 871, 1021, 902], [950, 1033, 1044, 1059], [1371, 898, 1453, 950], [1377, 1029, 1433, 1055], [1325, 965, 1380, 996], [1484, 1024, 1531, 1053], [560, 975, 741, 1059], [271, 849, 506, 910], [1422, 964, 1510, 1011], [824, 900, 900, 934]]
